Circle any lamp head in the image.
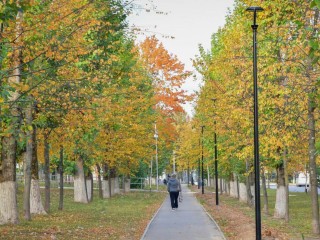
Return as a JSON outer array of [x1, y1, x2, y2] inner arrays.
[[246, 6, 264, 12]]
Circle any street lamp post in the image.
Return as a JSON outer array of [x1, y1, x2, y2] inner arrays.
[[214, 124, 218, 204], [187, 159, 190, 186], [246, 6, 264, 240], [154, 124, 159, 191], [198, 138, 200, 189], [212, 98, 219, 205], [201, 125, 205, 194]]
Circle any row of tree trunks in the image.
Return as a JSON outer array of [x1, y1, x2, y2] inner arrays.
[[74, 161, 128, 204], [93, 176, 128, 200], [225, 172, 255, 207], [218, 166, 291, 221]]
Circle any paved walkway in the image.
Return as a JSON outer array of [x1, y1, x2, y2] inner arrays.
[[141, 184, 225, 240]]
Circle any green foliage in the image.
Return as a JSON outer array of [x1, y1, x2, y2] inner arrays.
[[51, 155, 76, 175], [311, 0, 320, 9]]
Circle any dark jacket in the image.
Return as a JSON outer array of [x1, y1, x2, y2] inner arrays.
[[167, 178, 181, 192]]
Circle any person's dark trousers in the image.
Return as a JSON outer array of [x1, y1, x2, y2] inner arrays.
[[169, 191, 180, 208]]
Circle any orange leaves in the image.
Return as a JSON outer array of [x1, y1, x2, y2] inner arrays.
[[139, 36, 192, 115]]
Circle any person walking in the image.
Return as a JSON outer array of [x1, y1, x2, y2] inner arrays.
[[167, 173, 181, 211]]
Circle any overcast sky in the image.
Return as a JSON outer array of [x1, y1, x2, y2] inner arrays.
[[128, 0, 235, 115]]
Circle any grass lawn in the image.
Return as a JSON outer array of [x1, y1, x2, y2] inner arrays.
[[193, 186, 320, 240], [0, 186, 167, 240]]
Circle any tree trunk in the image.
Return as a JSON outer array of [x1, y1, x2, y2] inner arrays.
[[124, 175, 130, 193], [246, 162, 254, 207], [307, 6, 320, 234], [207, 164, 210, 187], [0, 3, 23, 225], [96, 164, 103, 199], [74, 156, 88, 203], [274, 162, 288, 219], [236, 175, 240, 199], [23, 102, 33, 220], [86, 171, 93, 202], [102, 163, 110, 198], [58, 145, 64, 210], [0, 125, 19, 225], [110, 178, 115, 196], [308, 94, 319, 233], [114, 176, 120, 194], [230, 174, 237, 198], [239, 181, 247, 203], [30, 126, 46, 215], [226, 180, 230, 195], [103, 180, 110, 198], [261, 167, 269, 215], [44, 132, 50, 213], [283, 149, 289, 222], [246, 172, 254, 207], [109, 168, 116, 196]]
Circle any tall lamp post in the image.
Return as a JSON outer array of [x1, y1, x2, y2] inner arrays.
[[201, 125, 205, 194], [212, 98, 219, 205], [246, 6, 263, 240], [154, 124, 159, 191], [187, 159, 190, 186], [198, 138, 200, 189]]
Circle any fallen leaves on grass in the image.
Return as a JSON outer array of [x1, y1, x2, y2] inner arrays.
[[195, 191, 290, 240], [0, 189, 167, 240]]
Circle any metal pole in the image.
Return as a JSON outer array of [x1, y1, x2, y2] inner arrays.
[[155, 124, 159, 191], [198, 139, 200, 189], [187, 160, 190, 186], [201, 126, 205, 194], [150, 158, 152, 189], [212, 98, 219, 205], [246, 6, 263, 240], [214, 125, 219, 205], [156, 136, 158, 191], [252, 10, 261, 240]]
